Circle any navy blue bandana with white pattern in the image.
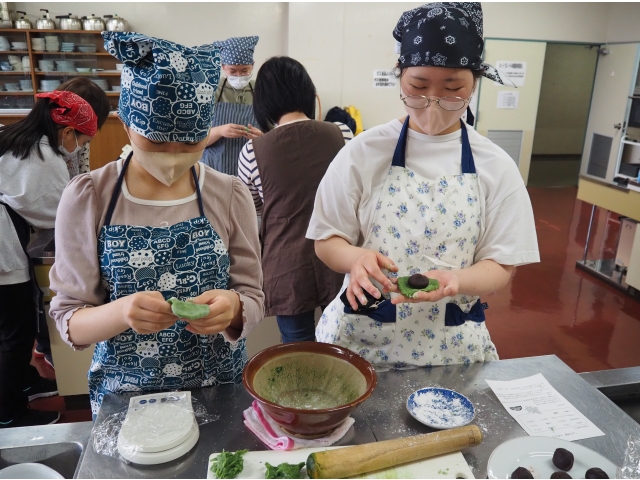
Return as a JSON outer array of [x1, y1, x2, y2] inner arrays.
[[213, 36, 258, 65], [103, 32, 221, 143], [393, 2, 510, 86]]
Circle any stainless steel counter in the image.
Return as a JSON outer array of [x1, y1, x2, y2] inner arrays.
[[4, 355, 640, 479], [359, 355, 640, 478]]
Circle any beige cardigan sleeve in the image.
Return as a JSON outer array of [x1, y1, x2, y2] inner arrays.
[[49, 174, 104, 350], [223, 178, 265, 341]]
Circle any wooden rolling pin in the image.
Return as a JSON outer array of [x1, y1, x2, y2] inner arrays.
[[306, 425, 482, 479]]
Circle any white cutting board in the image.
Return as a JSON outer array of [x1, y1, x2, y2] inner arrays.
[[207, 447, 475, 479]]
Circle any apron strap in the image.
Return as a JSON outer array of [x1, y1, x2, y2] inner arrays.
[[392, 116, 410, 168], [460, 119, 477, 175], [192, 164, 205, 217], [104, 152, 205, 227], [104, 151, 133, 227]]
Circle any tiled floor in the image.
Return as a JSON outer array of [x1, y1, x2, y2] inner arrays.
[[30, 186, 640, 423]]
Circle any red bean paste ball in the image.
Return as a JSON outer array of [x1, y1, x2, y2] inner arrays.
[[552, 448, 574, 471], [408, 273, 430, 289], [585, 467, 609, 479], [511, 467, 534, 479], [551, 472, 572, 479]]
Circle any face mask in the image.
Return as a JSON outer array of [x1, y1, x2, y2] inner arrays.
[[129, 136, 204, 187], [402, 91, 469, 136], [59, 131, 81, 158], [227, 73, 252, 90]]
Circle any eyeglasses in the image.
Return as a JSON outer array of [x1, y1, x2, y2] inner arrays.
[[400, 94, 469, 111]]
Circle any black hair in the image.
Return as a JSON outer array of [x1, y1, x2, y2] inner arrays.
[[0, 98, 65, 160], [57, 77, 110, 128], [0, 78, 109, 161], [253, 56, 316, 132]]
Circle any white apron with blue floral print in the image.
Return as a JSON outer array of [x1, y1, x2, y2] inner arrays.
[[317, 119, 498, 369]]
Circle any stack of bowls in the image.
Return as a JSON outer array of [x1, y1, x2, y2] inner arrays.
[[91, 78, 109, 91], [11, 41, 27, 51], [0, 61, 12, 71], [45, 36, 59, 52], [7, 55, 22, 71], [78, 44, 97, 53], [55, 60, 76, 72], [61, 42, 75, 53], [21, 56, 30, 70], [32, 38, 46, 52], [112, 85, 122, 92], [0, 36, 10, 51], [19, 79, 32, 92], [38, 60, 55, 72], [40, 79, 62, 92], [5, 82, 21, 92]]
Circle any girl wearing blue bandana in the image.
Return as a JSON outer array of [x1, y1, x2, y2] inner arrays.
[[48, 32, 264, 415], [200, 36, 262, 176], [308, 3, 540, 369]]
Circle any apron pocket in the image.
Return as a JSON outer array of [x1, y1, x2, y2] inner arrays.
[[339, 312, 397, 353]]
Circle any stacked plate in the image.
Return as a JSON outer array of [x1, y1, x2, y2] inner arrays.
[[91, 78, 109, 91], [40, 79, 62, 92], [0, 36, 10, 51], [11, 41, 27, 51], [5, 82, 21, 92], [45, 36, 59, 52], [19, 79, 32, 91], [55, 60, 76, 72], [78, 44, 97, 53], [32, 38, 46, 52], [38, 60, 55, 72], [7, 55, 22, 71], [61, 42, 75, 53]]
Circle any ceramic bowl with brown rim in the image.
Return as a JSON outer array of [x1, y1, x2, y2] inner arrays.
[[243, 342, 377, 438]]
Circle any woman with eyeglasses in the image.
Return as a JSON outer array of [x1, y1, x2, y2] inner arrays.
[[307, 2, 539, 368]]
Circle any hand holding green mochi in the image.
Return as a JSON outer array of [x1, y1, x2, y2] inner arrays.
[[167, 297, 211, 320]]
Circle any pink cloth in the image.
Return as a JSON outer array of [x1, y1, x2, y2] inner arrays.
[[243, 400, 354, 451]]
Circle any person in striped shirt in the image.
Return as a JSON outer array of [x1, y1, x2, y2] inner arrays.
[[240, 56, 353, 343]]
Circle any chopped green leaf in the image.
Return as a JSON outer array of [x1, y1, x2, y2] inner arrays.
[[397, 276, 439, 298], [265, 461, 306, 479], [210, 449, 248, 479], [167, 297, 210, 320]]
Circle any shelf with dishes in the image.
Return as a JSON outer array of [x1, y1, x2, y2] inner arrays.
[[0, 28, 122, 111]]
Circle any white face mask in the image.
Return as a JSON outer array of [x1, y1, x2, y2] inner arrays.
[[129, 136, 204, 187], [227, 73, 252, 90], [59, 131, 81, 158]]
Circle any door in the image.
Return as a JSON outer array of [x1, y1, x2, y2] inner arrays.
[[476, 39, 547, 185], [581, 43, 640, 182]]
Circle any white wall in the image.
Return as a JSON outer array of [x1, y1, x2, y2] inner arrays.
[[12, 2, 288, 69], [532, 44, 599, 156], [11, 2, 640, 129]]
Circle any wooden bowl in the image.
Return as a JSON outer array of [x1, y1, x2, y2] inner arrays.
[[243, 342, 377, 438]]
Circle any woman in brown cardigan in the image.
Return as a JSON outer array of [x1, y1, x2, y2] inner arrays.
[[238, 56, 353, 342]]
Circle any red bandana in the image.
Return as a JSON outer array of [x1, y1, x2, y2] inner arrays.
[[36, 91, 98, 137]]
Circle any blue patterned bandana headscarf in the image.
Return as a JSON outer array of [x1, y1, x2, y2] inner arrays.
[[213, 36, 258, 65], [103, 32, 221, 143], [393, 3, 510, 86]]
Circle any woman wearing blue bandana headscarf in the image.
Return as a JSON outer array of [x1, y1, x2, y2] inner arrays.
[[200, 36, 262, 176], [48, 32, 264, 415], [308, 3, 540, 369]]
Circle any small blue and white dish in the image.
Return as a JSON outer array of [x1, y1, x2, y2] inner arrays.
[[406, 387, 475, 429]]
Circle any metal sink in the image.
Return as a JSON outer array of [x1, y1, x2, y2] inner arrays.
[[0, 442, 83, 479]]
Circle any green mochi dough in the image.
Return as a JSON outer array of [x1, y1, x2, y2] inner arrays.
[[397, 276, 440, 298], [167, 297, 210, 320]]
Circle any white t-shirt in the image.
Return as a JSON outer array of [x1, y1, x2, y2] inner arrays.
[[306, 119, 540, 267]]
